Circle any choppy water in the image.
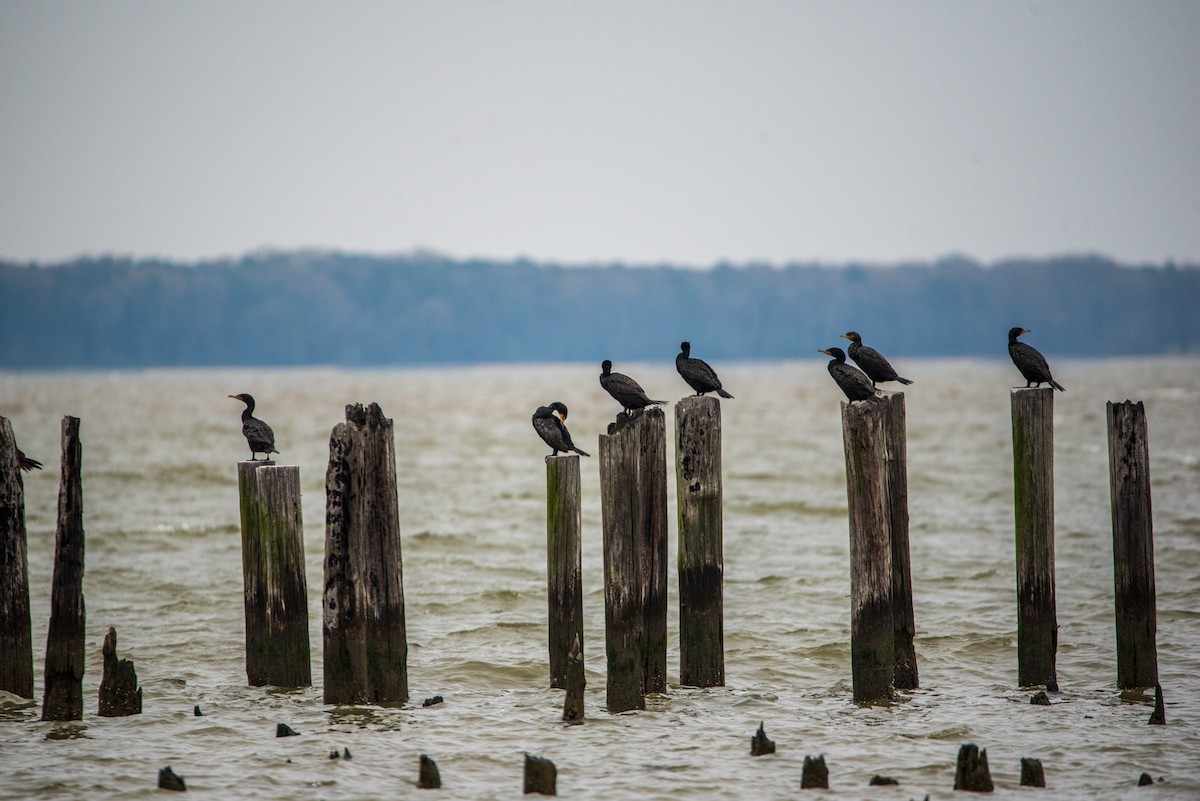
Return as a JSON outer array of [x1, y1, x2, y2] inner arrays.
[[1, 358, 1198, 799]]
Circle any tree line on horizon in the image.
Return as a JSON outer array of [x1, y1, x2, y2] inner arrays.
[[1, 252, 1196, 368]]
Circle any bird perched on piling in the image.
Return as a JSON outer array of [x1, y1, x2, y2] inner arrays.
[[16, 446, 42, 471], [532, 402, 590, 457], [840, 331, 913, 388], [819, 347, 877, 402], [599, 360, 666, 415], [676, 341, 734, 398], [228, 393, 279, 460], [1007, 328, 1065, 391]]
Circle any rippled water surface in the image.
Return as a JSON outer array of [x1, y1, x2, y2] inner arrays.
[[1, 358, 1198, 799]]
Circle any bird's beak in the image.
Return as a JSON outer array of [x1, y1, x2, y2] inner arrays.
[[840, 334, 851, 341], [228, 394, 238, 400], [557, 410, 567, 421], [1022, 329, 1032, 334], [818, 349, 830, 355]]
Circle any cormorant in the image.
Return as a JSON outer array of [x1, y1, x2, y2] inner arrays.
[[1007, 328, 1065, 391], [17, 447, 42, 471], [228, 393, 279, 460], [532, 402, 590, 457], [676, 341, 734, 398], [819, 347, 877, 402], [599, 360, 666, 414], [841, 331, 913, 387]]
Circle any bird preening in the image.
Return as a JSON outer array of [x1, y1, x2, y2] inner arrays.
[[229, 393, 279, 460], [1007, 328, 1065, 391], [676, 341, 734, 398], [532, 402, 590, 457]]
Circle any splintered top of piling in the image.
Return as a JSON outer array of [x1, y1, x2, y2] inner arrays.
[[345, 403, 391, 429]]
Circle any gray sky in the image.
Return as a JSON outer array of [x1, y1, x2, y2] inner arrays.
[[2, 1, 1198, 267]]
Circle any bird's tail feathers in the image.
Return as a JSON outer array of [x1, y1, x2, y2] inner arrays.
[[19, 456, 43, 471], [897, 377, 914, 385], [573, 447, 591, 458], [1050, 380, 1065, 392], [716, 388, 734, 398]]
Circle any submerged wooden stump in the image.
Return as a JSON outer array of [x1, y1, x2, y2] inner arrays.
[[0, 417, 34, 699], [880, 391, 918, 689], [237, 461, 311, 688], [750, 721, 775, 756], [562, 633, 585, 723], [418, 754, 441, 789], [523, 754, 557, 795], [1107, 400, 1158, 689], [954, 743, 994, 792], [1011, 388, 1058, 687], [158, 766, 186, 791], [675, 396, 725, 688], [98, 626, 142, 716], [840, 399, 894, 704], [598, 409, 667, 711], [801, 754, 829, 789], [1148, 683, 1165, 725], [323, 403, 408, 706], [546, 454, 583, 690], [1020, 757, 1046, 787], [42, 417, 86, 722]]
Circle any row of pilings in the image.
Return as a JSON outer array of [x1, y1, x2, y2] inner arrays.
[[1, 389, 1160, 713]]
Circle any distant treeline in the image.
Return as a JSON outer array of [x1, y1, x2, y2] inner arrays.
[[1, 252, 1197, 368]]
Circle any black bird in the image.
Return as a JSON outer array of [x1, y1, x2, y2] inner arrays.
[[17, 447, 42, 471], [676, 341, 734, 398], [1007, 328, 1065, 391], [228, 393, 279, 460], [819, 347, 877, 402], [532, 402, 590, 457], [840, 331, 913, 387], [599, 360, 666, 414]]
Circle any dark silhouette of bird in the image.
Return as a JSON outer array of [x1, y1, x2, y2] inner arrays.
[[819, 347, 877, 401], [532, 402, 590, 457], [228, 393, 279, 460], [676, 341, 734, 398], [1007, 328, 1065, 391], [16, 447, 42, 471], [840, 331, 912, 387], [599, 360, 666, 414]]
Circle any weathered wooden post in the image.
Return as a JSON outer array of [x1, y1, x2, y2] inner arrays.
[[840, 399, 894, 704], [675, 396, 724, 688], [523, 754, 557, 795], [0, 417, 34, 699], [98, 626, 142, 716], [1011, 387, 1058, 687], [954, 743, 994, 792], [237, 461, 311, 688], [546, 454, 583, 690], [880, 391, 918, 689], [598, 408, 668, 711], [562, 633, 585, 723], [1106, 400, 1158, 689], [42, 416, 86, 722], [323, 402, 408, 706]]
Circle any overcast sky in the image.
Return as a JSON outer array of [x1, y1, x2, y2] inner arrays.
[[2, 1, 1197, 267]]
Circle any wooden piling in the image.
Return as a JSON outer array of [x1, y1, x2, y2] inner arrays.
[[1106, 400, 1158, 689], [562, 633, 585, 723], [801, 755, 829, 789], [98, 626, 142, 716], [418, 754, 441, 789], [42, 416, 85, 722], [546, 454, 583, 690], [1011, 387, 1058, 687], [599, 408, 668, 711], [1020, 757, 1046, 787], [323, 402, 408, 706], [0, 417, 34, 699], [675, 396, 724, 688], [523, 754, 557, 795], [840, 399, 894, 704], [954, 743, 994, 792], [237, 461, 311, 688], [880, 391, 918, 689]]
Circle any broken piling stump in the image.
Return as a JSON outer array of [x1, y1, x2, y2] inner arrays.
[[418, 754, 441, 789], [158, 766, 187, 791], [954, 743, 994, 792], [1020, 757, 1046, 787], [840, 399, 895, 703], [675, 396, 725, 688], [1107, 401, 1159, 690], [98, 626, 142, 716], [1148, 683, 1165, 725], [545, 454, 583, 690], [237, 460, 311, 688], [323, 403, 409, 706], [0, 416, 34, 699], [1011, 388, 1058, 688], [41, 416, 86, 722], [801, 754, 829, 789], [523, 754, 557, 795], [750, 721, 775, 755]]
